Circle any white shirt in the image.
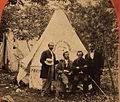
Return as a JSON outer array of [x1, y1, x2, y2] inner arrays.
[[49, 49, 54, 64], [65, 59, 68, 67], [90, 51, 95, 59]]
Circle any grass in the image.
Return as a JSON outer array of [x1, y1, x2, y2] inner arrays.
[[0, 67, 119, 102]]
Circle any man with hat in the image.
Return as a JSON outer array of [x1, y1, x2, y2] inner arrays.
[[85, 43, 104, 94], [40, 42, 57, 96]]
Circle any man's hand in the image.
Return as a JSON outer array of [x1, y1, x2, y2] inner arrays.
[[84, 65, 88, 67], [64, 70, 69, 73], [79, 71, 83, 74], [76, 66, 80, 69], [57, 70, 63, 73], [68, 72, 72, 75]]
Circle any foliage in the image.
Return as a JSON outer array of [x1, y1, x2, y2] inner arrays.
[[0, 68, 118, 102], [1, 3, 54, 40], [31, 0, 48, 6], [1, 0, 118, 66], [65, 1, 118, 65], [8, 0, 17, 5]]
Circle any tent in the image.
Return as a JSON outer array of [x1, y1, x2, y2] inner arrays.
[[16, 9, 88, 89], [0, 30, 38, 72], [7, 31, 30, 72]]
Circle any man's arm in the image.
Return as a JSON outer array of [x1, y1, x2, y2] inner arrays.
[[56, 61, 64, 74], [71, 60, 78, 71], [53, 53, 59, 64], [101, 54, 104, 68], [40, 51, 46, 64]]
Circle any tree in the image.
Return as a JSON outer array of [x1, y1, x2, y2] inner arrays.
[[1, 3, 54, 40], [1, 0, 118, 66], [31, 0, 48, 6], [66, 0, 118, 66], [8, 0, 17, 5]]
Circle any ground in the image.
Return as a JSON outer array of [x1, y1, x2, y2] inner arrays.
[[0, 68, 119, 102]]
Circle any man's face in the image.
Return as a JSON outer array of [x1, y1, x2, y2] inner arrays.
[[88, 44, 94, 52], [64, 52, 69, 59], [48, 43, 54, 51], [77, 52, 83, 58]]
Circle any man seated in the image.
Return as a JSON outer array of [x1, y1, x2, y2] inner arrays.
[[72, 51, 89, 93], [55, 51, 73, 98]]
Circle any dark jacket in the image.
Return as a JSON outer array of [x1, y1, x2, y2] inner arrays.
[[56, 59, 73, 83], [40, 50, 56, 79], [85, 51, 104, 75], [56, 59, 73, 72], [72, 57, 87, 74]]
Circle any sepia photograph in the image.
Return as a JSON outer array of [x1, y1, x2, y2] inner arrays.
[[0, 0, 119, 102]]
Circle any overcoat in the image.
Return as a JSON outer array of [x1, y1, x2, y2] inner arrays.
[[85, 51, 104, 75], [40, 50, 56, 79]]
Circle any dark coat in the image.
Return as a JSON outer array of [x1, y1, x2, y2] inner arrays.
[[85, 51, 104, 75], [40, 50, 56, 79], [56, 59, 73, 72], [72, 57, 87, 74], [56, 59, 73, 87]]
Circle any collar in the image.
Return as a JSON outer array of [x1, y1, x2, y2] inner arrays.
[[49, 49, 53, 53], [90, 50, 95, 53]]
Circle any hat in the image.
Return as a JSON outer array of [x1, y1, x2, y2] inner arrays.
[[45, 58, 53, 66]]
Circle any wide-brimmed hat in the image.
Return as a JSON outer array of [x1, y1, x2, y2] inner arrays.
[[45, 58, 53, 66]]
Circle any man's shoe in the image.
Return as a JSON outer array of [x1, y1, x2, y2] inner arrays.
[[41, 92, 51, 97], [41, 92, 45, 97]]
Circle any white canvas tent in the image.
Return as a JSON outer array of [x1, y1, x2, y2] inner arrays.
[[16, 9, 88, 89], [0, 31, 38, 72], [7, 32, 30, 72]]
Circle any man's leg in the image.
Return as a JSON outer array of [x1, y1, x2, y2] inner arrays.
[[83, 81, 89, 93], [42, 79, 51, 96], [90, 74, 96, 94], [71, 80, 78, 93], [94, 74, 101, 93], [83, 84, 88, 93], [91, 74, 101, 94]]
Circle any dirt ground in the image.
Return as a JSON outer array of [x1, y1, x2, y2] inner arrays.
[[0, 68, 119, 102]]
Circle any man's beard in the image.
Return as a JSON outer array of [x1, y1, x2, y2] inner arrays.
[[65, 57, 69, 60], [49, 48, 53, 50]]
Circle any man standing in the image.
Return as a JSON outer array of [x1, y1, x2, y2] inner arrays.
[[72, 51, 88, 93], [85, 44, 104, 94], [40, 42, 56, 96]]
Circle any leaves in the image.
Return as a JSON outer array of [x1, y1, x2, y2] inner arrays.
[[1, 0, 118, 66], [65, 0, 118, 66], [2, 3, 54, 40]]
